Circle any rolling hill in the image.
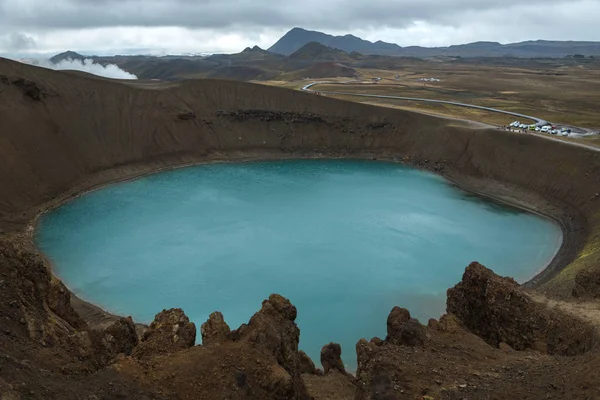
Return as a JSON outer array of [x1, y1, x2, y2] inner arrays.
[[288, 42, 356, 62]]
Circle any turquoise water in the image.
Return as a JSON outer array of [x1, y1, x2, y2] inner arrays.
[[36, 160, 562, 369]]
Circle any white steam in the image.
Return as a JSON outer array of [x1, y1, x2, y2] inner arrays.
[[24, 58, 137, 80]]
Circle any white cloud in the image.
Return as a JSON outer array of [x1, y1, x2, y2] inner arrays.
[[0, 0, 598, 55], [22, 58, 138, 79]]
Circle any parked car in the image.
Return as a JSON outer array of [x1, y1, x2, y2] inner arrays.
[[535, 127, 541, 131]]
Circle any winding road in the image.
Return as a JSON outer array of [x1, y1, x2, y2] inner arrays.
[[302, 81, 548, 125], [302, 81, 598, 137], [301, 81, 599, 152]]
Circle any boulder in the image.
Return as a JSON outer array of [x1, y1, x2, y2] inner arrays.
[[132, 308, 196, 359], [234, 294, 309, 399], [320, 342, 345, 374], [96, 317, 139, 358], [386, 306, 426, 347], [201, 311, 231, 345]]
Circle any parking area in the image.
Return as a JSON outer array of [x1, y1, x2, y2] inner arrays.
[[506, 121, 572, 137]]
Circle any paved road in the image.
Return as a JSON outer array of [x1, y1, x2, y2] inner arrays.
[[302, 81, 600, 152], [302, 81, 599, 136], [302, 81, 549, 125]]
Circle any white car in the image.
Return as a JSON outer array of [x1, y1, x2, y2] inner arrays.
[[535, 127, 541, 131], [541, 126, 550, 133]]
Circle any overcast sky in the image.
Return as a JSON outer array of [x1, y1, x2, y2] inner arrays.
[[1, 0, 599, 56]]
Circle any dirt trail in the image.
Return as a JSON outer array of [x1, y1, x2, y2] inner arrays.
[[527, 291, 600, 331]]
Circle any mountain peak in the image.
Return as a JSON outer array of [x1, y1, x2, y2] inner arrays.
[[242, 45, 265, 53], [268, 27, 401, 56], [50, 51, 88, 64]]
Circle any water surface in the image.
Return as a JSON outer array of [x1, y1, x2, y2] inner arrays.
[[36, 160, 562, 369]]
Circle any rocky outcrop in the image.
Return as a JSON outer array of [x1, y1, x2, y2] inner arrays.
[[178, 111, 196, 120], [9, 77, 44, 101], [233, 294, 309, 399], [447, 262, 599, 355], [386, 306, 427, 347], [132, 308, 196, 359], [298, 350, 319, 375], [93, 317, 139, 360], [0, 240, 91, 353], [47, 278, 86, 330], [216, 109, 327, 124], [201, 311, 231, 345], [573, 266, 600, 298], [320, 342, 345, 374]]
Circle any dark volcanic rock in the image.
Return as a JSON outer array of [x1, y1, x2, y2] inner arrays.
[[94, 317, 139, 360], [133, 308, 196, 359], [386, 306, 426, 347], [447, 262, 599, 355], [355, 338, 397, 400], [201, 311, 231, 345], [47, 278, 86, 329], [10, 77, 43, 100], [216, 109, 326, 124], [320, 342, 345, 374], [234, 294, 309, 399], [298, 350, 319, 375], [177, 111, 196, 120]]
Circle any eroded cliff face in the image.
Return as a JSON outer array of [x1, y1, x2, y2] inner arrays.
[[447, 262, 598, 355]]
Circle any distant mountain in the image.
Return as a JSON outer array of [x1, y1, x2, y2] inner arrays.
[[206, 46, 284, 63], [270, 28, 401, 56], [50, 51, 89, 64], [289, 42, 355, 62], [269, 28, 600, 58]]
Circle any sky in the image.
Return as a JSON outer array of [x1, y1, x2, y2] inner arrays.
[[1, 0, 599, 57]]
